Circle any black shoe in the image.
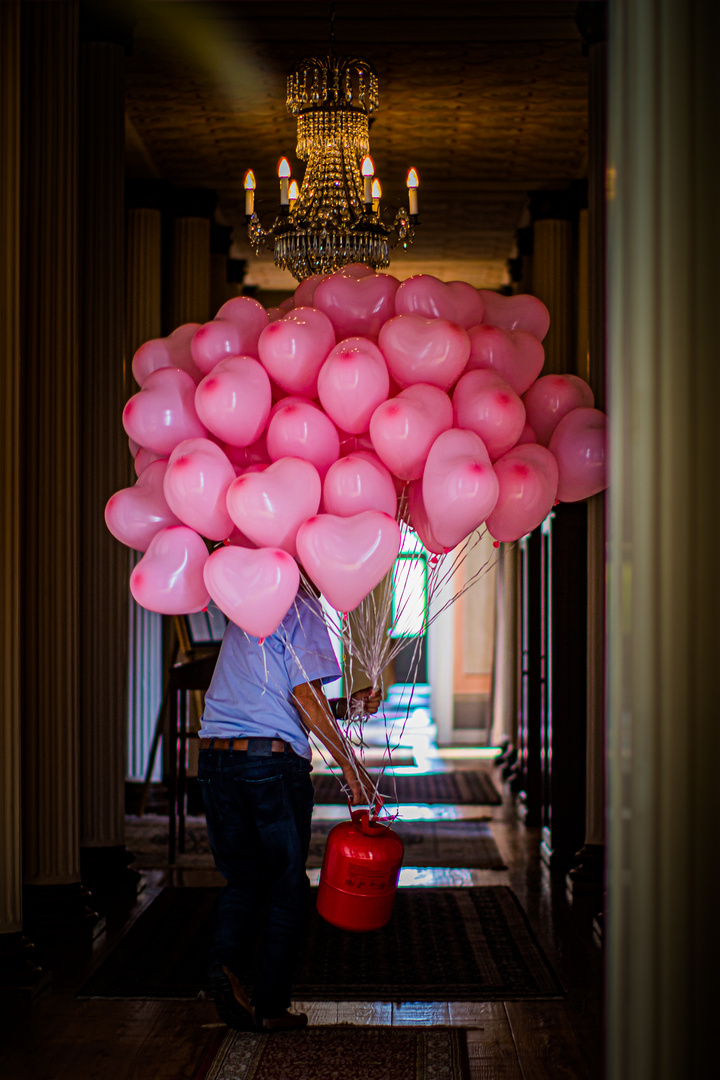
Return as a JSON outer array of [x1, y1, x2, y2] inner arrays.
[[256, 1009, 308, 1033], [207, 965, 256, 1032]]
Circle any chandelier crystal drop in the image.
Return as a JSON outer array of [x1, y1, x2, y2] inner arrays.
[[245, 53, 418, 282]]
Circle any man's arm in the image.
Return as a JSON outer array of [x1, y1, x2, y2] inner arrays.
[[292, 679, 379, 807]]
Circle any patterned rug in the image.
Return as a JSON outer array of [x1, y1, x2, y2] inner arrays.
[[124, 816, 505, 870], [79, 886, 563, 1001], [312, 769, 501, 806], [196, 1027, 469, 1080]]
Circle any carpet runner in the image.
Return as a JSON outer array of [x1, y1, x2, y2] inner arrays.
[[312, 769, 501, 806], [80, 886, 563, 1001], [196, 1026, 470, 1080], [124, 816, 506, 870]]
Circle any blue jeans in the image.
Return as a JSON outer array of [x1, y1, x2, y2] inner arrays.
[[197, 743, 314, 1016]]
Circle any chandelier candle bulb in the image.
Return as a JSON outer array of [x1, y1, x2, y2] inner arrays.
[[372, 177, 382, 213], [407, 168, 419, 216], [278, 158, 291, 205], [288, 179, 299, 208], [361, 156, 374, 206], [244, 170, 256, 217]]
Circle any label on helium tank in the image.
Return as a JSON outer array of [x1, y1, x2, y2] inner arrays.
[[343, 861, 391, 891]]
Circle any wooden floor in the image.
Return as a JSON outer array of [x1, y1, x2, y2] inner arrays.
[[0, 758, 603, 1080]]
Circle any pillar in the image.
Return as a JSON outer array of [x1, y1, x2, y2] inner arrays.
[[125, 187, 164, 791], [0, 0, 47, 995], [210, 222, 234, 316], [567, 1, 608, 902], [528, 191, 574, 375], [77, 9, 138, 901], [606, 1, 719, 1075], [20, 0, 98, 937], [490, 544, 518, 750], [168, 189, 216, 329]]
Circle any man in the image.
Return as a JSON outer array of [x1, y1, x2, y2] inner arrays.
[[197, 586, 379, 1033]]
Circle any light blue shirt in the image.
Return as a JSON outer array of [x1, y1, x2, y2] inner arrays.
[[200, 590, 341, 760]]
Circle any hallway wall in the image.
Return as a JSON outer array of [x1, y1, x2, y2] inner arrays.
[[606, 1, 719, 1075]]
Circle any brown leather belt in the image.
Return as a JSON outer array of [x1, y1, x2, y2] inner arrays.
[[199, 737, 290, 755]]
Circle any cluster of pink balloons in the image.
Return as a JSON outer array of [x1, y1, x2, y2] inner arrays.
[[106, 265, 607, 638]]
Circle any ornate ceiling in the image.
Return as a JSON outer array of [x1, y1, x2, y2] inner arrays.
[[124, 1, 588, 291]]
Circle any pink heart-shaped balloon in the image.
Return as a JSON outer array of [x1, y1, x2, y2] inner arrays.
[[516, 422, 537, 447], [339, 431, 375, 457], [317, 337, 390, 434], [195, 356, 272, 447], [269, 395, 320, 423], [266, 401, 340, 478], [485, 444, 559, 542], [132, 323, 203, 386], [226, 457, 321, 557], [163, 438, 236, 541], [339, 263, 376, 279], [223, 523, 257, 549], [453, 369, 526, 462], [130, 525, 210, 614], [190, 297, 269, 375], [313, 272, 400, 342], [258, 307, 336, 397], [465, 324, 545, 396], [296, 511, 401, 612], [134, 446, 164, 477], [548, 407, 607, 502], [370, 383, 453, 481], [422, 429, 500, 549], [394, 274, 485, 330], [323, 452, 398, 519], [522, 374, 594, 447], [203, 545, 300, 639], [478, 291, 550, 341], [379, 314, 470, 391], [123, 367, 207, 457], [406, 479, 446, 555], [105, 459, 180, 552], [293, 273, 330, 308], [220, 434, 271, 471]]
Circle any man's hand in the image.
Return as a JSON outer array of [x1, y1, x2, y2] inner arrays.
[[292, 680, 383, 810], [350, 686, 382, 716], [342, 758, 383, 809]]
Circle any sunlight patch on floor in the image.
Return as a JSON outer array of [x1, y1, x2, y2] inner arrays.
[[306, 866, 497, 887], [311, 804, 494, 822]]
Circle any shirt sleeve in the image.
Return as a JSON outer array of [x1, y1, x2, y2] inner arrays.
[[282, 593, 341, 689]]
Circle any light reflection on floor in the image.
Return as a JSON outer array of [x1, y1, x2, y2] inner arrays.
[[306, 866, 495, 887], [312, 803, 493, 822]]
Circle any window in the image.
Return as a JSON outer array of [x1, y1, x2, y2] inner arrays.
[[391, 532, 429, 638]]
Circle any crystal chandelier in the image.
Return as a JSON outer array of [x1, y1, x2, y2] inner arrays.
[[244, 51, 419, 282]]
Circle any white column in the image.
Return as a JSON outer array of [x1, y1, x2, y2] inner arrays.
[[126, 204, 164, 785], [607, 1, 718, 1075], [490, 544, 518, 748], [428, 570, 455, 747]]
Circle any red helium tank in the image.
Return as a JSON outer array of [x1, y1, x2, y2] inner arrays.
[[317, 810, 404, 931]]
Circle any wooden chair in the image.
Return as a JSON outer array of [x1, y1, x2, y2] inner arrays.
[[137, 604, 227, 862]]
